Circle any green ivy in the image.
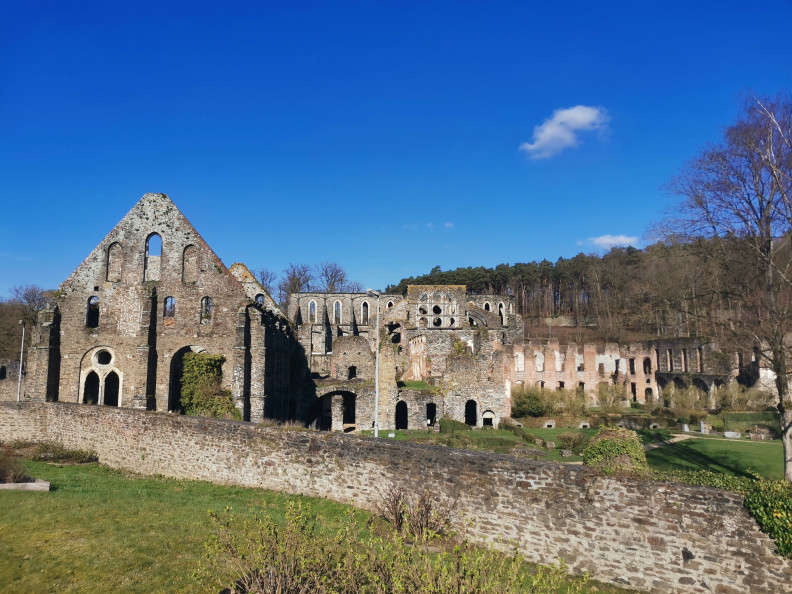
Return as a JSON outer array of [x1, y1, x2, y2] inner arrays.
[[181, 353, 241, 420], [744, 480, 792, 557]]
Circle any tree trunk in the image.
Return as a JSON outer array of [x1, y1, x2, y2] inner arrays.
[[782, 407, 792, 483]]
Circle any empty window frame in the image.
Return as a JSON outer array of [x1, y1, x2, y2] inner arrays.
[[164, 296, 176, 319], [361, 301, 369, 325], [144, 233, 162, 281], [200, 297, 213, 323], [106, 242, 122, 282], [309, 300, 317, 323], [333, 300, 342, 324], [86, 296, 100, 328]]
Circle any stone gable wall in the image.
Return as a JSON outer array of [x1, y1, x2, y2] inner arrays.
[[1, 402, 789, 593]]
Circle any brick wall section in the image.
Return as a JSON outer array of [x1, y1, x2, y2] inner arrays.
[[1, 402, 789, 593]]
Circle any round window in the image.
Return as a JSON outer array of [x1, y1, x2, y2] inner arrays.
[[96, 350, 112, 365]]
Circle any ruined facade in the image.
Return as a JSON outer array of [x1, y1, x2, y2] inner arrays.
[[7, 193, 768, 430], [289, 285, 519, 430], [19, 194, 300, 421]]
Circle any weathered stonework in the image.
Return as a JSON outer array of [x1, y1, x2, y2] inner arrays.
[[1, 402, 789, 594], [20, 194, 299, 421]]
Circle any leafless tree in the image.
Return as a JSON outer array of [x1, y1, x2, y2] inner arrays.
[[252, 268, 278, 295], [277, 264, 313, 310], [663, 94, 792, 481], [313, 262, 348, 293]]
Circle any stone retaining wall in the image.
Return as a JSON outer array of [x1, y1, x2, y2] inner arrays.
[[1, 402, 790, 593]]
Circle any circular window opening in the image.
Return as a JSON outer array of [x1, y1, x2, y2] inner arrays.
[[418, 305, 428, 315], [433, 317, 442, 327], [96, 350, 112, 365], [432, 305, 442, 315], [449, 317, 455, 326], [419, 317, 428, 328]]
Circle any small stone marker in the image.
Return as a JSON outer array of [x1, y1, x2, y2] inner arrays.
[[560, 449, 572, 457], [683, 424, 690, 433], [724, 431, 741, 439]]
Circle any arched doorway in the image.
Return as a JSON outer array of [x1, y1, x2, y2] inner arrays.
[[645, 387, 654, 406], [83, 371, 99, 405], [426, 402, 437, 427], [395, 401, 408, 430], [464, 400, 477, 426], [104, 372, 119, 406], [169, 345, 207, 413], [342, 392, 356, 430]]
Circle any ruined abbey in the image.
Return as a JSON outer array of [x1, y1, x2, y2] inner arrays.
[[0, 193, 771, 429]]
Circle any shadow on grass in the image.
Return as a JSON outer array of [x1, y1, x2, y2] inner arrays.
[[645, 441, 755, 478]]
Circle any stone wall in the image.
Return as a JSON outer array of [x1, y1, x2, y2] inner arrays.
[[0, 360, 20, 402], [1, 402, 789, 593]]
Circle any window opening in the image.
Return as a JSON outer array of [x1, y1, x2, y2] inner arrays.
[[83, 371, 100, 405], [309, 300, 317, 323], [643, 357, 652, 374], [432, 317, 442, 327], [333, 301, 342, 324], [347, 366, 357, 379], [104, 372, 119, 406], [432, 305, 442, 315], [182, 245, 198, 283], [361, 301, 369, 325], [255, 294, 264, 306], [0, 366, 6, 380], [629, 358, 635, 374], [144, 233, 162, 281], [164, 296, 176, 319], [200, 297, 213, 323], [484, 302, 491, 311], [86, 296, 100, 328], [464, 400, 477, 426]]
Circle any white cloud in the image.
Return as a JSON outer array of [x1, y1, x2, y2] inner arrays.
[[586, 234, 637, 249], [519, 105, 609, 159], [444, 222, 454, 228], [427, 223, 435, 229]]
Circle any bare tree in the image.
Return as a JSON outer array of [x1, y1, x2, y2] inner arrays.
[[314, 262, 348, 293], [277, 264, 313, 311], [664, 94, 792, 481], [252, 268, 278, 295]]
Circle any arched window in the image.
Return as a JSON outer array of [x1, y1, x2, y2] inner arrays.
[[484, 302, 491, 311], [182, 245, 198, 283], [144, 233, 162, 281], [333, 300, 342, 324], [464, 400, 477, 426], [387, 301, 394, 309], [426, 402, 437, 426], [106, 242, 122, 282], [83, 371, 100, 405], [200, 297, 213, 323], [498, 302, 505, 325], [309, 300, 317, 323], [255, 294, 264, 306], [347, 365, 357, 379], [104, 372, 119, 406], [164, 297, 175, 319], [643, 357, 652, 374], [361, 301, 369, 325], [86, 296, 100, 328]]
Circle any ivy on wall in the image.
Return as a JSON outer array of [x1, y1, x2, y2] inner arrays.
[[181, 353, 241, 420]]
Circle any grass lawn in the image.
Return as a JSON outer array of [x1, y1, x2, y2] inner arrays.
[[645, 436, 784, 480], [0, 460, 629, 593], [0, 461, 362, 593]]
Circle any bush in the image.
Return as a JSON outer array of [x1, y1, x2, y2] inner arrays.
[[31, 441, 98, 463], [581, 426, 647, 473], [181, 353, 241, 420], [375, 486, 455, 540], [198, 500, 591, 593], [511, 386, 545, 418], [556, 431, 589, 454], [596, 383, 627, 414], [439, 417, 471, 433], [499, 419, 525, 438], [0, 451, 29, 483]]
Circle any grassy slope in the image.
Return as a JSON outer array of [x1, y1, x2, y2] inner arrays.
[[0, 461, 627, 594], [645, 437, 784, 480], [0, 462, 361, 593]]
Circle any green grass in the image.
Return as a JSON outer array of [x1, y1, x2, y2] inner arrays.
[[645, 437, 784, 480], [0, 462, 363, 593], [0, 461, 628, 593], [396, 379, 438, 393]]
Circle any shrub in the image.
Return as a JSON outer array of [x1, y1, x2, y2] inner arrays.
[[198, 500, 591, 593], [180, 353, 241, 420], [556, 431, 589, 454], [714, 384, 775, 412], [511, 386, 545, 418], [439, 417, 471, 433], [596, 383, 627, 414], [0, 451, 29, 483], [581, 426, 647, 473], [31, 441, 98, 463], [499, 419, 525, 438]]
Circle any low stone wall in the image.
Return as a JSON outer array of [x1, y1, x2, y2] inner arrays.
[[1, 402, 790, 593]]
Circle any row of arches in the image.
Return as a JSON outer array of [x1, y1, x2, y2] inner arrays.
[[306, 298, 395, 325], [105, 236, 202, 284]]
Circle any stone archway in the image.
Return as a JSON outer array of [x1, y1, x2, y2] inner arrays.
[[465, 400, 478, 426], [395, 401, 408, 430], [168, 345, 207, 413]]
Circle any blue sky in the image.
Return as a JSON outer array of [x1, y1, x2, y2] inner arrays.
[[2, 1, 791, 297]]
